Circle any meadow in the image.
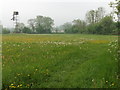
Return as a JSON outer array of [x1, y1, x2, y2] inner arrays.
[[2, 34, 119, 88]]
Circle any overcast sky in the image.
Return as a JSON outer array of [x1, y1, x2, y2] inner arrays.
[[1, 0, 115, 28]]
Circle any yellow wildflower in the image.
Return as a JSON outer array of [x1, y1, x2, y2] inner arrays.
[[112, 83, 114, 86], [106, 81, 108, 83], [11, 84, 14, 86], [20, 84, 22, 86], [17, 73, 20, 76], [28, 74, 30, 76]]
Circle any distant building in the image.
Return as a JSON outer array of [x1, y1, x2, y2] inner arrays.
[[57, 30, 64, 33], [51, 29, 64, 33]]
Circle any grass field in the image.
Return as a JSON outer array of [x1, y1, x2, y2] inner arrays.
[[2, 34, 119, 88]]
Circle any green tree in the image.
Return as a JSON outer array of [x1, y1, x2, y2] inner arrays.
[[2, 28, 10, 34], [96, 7, 105, 22], [28, 19, 35, 33], [22, 27, 32, 34], [14, 23, 25, 33], [35, 16, 54, 34], [86, 7, 105, 24], [109, 0, 120, 34], [62, 22, 73, 33], [86, 10, 96, 24], [86, 24, 98, 34], [72, 19, 86, 33], [98, 16, 116, 34]]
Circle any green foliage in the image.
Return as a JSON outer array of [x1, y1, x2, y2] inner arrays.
[[22, 27, 32, 34], [35, 16, 54, 34], [86, 24, 97, 34], [86, 7, 105, 24], [13, 23, 25, 33], [62, 22, 73, 33], [2, 28, 10, 34], [61, 15, 117, 35], [28, 19, 35, 33], [97, 16, 116, 34], [109, 0, 120, 14], [86, 16, 117, 35], [61, 19, 87, 34], [9, 5, 119, 35], [59, 6, 117, 35], [72, 19, 87, 33]]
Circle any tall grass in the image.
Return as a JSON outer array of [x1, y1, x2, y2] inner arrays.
[[2, 34, 118, 88]]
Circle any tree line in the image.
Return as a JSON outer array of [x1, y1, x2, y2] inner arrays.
[[57, 7, 117, 35], [2, 6, 119, 35]]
